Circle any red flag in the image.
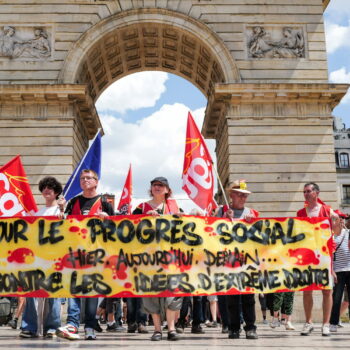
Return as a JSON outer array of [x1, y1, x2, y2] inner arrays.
[[182, 112, 217, 213], [0, 155, 37, 216], [117, 165, 132, 215]]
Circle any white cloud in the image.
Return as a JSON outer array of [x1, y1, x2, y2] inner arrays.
[[97, 103, 216, 213], [325, 20, 350, 54], [330, 67, 350, 83], [329, 67, 350, 104], [95, 72, 168, 114]]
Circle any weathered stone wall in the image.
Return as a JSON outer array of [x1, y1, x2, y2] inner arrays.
[[208, 83, 347, 217], [0, 84, 100, 206], [0, 0, 329, 85]]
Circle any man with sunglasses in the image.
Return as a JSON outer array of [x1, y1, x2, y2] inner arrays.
[[297, 182, 340, 337], [56, 169, 114, 341], [216, 180, 259, 340]]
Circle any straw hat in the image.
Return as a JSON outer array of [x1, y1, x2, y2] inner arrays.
[[227, 179, 251, 194]]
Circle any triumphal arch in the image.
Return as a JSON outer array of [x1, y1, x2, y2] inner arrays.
[[0, 0, 347, 214]]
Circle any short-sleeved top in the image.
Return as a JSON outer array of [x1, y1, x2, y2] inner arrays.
[[217, 205, 259, 219], [333, 229, 350, 272], [35, 205, 60, 217], [65, 194, 114, 216], [296, 204, 331, 218], [133, 199, 179, 215]]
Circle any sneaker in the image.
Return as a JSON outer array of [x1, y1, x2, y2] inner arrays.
[[115, 324, 126, 332], [106, 323, 125, 332], [204, 320, 211, 326], [322, 324, 331, 337], [300, 322, 314, 336], [207, 321, 218, 328], [19, 330, 38, 338], [8, 318, 18, 329], [246, 329, 258, 339], [167, 330, 180, 341], [330, 324, 338, 332], [270, 317, 280, 328], [262, 319, 268, 325], [138, 324, 149, 334], [228, 330, 240, 339], [56, 325, 80, 340], [85, 328, 96, 340], [338, 321, 344, 328], [94, 321, 103, 333], [44, 329, 56, 338], [285, 321, 295, 330], [106, 323, 118, 332], [191, 324, 205, 334]]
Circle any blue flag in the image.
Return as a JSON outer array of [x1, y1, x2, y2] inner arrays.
[[63, 130, 102, 200]]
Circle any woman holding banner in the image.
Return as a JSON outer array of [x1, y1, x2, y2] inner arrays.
[[133, 177, 183, 341], [19, 176, 63, 338]]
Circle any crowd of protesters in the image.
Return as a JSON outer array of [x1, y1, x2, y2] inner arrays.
[[3, 171, 350, 341]]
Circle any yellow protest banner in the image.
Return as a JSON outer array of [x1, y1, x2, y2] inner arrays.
[[0, 215, 332, 297]]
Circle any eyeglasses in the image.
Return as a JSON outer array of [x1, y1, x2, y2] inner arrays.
[[303, 190, 314, 194], [80, 176, 97, 181]]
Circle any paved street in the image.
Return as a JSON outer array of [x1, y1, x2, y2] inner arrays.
[[1, 323, 350, 350]]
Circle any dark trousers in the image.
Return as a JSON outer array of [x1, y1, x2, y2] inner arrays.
[[179, 296, 203, 326], [127, 298, 147, 325], [227, 294, 256, 332], [330, 271, 350, 325], [218, 295, 229, 327]]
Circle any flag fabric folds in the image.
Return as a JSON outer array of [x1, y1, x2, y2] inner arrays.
[[117, 165, 132, 215], [0, 155, 37, 216], [182, 112, 217, 213], [63, 130, 102, 200]]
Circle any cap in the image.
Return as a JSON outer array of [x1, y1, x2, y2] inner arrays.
[[150, 176, 169, 187], [227, 179, 251, 194]]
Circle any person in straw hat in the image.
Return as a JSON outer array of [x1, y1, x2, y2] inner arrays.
[[216, 179, 259, 339]]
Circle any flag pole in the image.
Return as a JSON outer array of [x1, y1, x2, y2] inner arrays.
[[212, 162, 230, 207], [63, 128, 101, 198]]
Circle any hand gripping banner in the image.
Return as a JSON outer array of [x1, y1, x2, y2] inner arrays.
[[0, 215, 332, 298]]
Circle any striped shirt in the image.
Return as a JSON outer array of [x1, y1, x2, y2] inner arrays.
[[333, 228, 350, 272]]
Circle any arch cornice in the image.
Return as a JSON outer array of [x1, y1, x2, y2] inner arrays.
[[58, 8, 241, 88]]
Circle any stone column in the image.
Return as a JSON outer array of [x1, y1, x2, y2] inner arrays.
[[0, 84, 101, 206], [204, 83, 349, 217]]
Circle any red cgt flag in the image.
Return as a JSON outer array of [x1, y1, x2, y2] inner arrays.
[[182, 112, 217, 213], [117, 164, 132, 215], [0, 155, 37, 217]]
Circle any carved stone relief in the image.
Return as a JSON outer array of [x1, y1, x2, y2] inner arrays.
[[0, 26, 51, 60], [247, 25, 305, 59]]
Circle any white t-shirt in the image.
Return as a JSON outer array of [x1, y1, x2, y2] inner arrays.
[[35, 205, 60, 217]]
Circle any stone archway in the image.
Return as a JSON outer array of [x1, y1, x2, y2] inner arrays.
[[0, 2, 348, 216], [59, 8, 240, 102]]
